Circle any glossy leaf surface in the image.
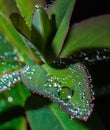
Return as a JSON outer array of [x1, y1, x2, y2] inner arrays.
[[0, 58, 25, 93], [21, 63, 94, 121], [47, 0, 76, 28], [15, 0, 46, 26], [25, 95, 105, 130], [0, 33, 18, 59], [51, 0, 76, 56], [47, 0, 76, 56], [60, 15, 110, 57], [32, 7, 51, 53]]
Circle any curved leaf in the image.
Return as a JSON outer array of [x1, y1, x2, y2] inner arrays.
[[0, 58, 25, 93], [60, 15, 110, 57], [0, 0, 18, 17], [15, 0, 46, 27], [0, 116, 27, 130], [21, 63, 94, 121], [9, 13, 31, 40], [31, 7, 51, 53], [0, 12, 35, 64], [25, 95, 105, 130], [47, 0, 76, 28], [47, 0, 76, 56]]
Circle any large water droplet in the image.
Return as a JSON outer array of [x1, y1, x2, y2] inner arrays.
[[58, 86, 74, 100]]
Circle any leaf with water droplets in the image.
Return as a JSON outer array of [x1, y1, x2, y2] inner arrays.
[[0, 58, 25, 93], [21, 62, 94, 121], [0, 33, 18, 60]]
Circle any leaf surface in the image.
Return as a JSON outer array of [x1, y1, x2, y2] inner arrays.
[[10, 13, 31, 40], [21, 63, 94, 121], [15, 0, 46, 26], [25, 95, 105, 130], [47, 0, 76, 56], [60, 15, 110, 57], [0, 0, 18, 17], [0, 12, 35, 64], [0, 58, 25, 93]]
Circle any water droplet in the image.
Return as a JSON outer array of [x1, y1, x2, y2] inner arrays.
[[58, 86, 74, 100], [7, 96, 13, 102]]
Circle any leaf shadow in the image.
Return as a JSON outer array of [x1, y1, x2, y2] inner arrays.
[[25, 94, 52, 111]]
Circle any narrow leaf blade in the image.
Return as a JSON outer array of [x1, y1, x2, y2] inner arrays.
[[15, 0, 46, 26], [10, 13, 31, 40]]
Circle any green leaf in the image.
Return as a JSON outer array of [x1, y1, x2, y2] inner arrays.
[[0, 58, 25, 93], [21, 63, 94, 121], [0, 0, 18, 17], [47, 0, 76, 28], [25, 95, 105, 130], [0, 33, 18, 59], [0, 12, 35, 64], [9, 13, 31, 40], [50, 0, 76, 56], [15, 0, 46, 27], [0, 116, 27, 130], [31, 7, 51, 53], [60, 15, 110, 57]]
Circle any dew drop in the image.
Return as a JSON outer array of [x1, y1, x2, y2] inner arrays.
[[7, 96, 13, 102], [58, 86, 74, 100]]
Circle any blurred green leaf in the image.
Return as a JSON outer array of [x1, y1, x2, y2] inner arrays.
[[0, 57, 26, 93], [21, 63, 93, 120], [0, 82, 30, 106], [10, 13, 31, 40], [25, 95, 105, 130], [0, 12, 34, 64], [15, 0, 46, 27], [0, 116, 27, 130], [60, 15, 110, 57], [0, 33, 18, 59], [0, 0, 18, 17]]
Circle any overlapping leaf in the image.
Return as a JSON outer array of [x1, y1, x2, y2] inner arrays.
[[25, 95, 105, 130], [15, 0, 46, 26], [21, 62, 94, 121], [47, 0, 76, 56], [60, 15, 110, 57], [0, 58, 25, 93]]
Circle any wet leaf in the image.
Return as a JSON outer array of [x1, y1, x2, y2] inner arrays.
[[60, 15, 110, 57], [15, 0, 44, 27], [25, 95, 105, 130], [0, 33, 18, 59], [0, 58, 25, 93], [21, 63, 94, 121], [0, 12, 34, 64]]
